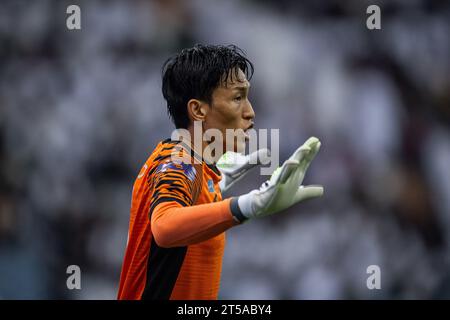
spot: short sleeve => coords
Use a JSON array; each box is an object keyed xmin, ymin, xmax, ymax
[{"xmin": 149, "ymin": 161, "xmax": 201, "ymax": 215}]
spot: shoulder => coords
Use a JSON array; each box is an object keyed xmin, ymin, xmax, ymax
[{"xmin": 150, "ymin": 139, "xmax": 202, "ymax": 182}]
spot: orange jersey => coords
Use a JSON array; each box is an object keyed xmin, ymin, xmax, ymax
[{"xmin": 117, "ymin": 139, "xmax": 239, "ymax": 300}]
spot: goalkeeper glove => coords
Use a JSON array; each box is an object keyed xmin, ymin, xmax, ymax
[
  {"xmin": 231, "ymin": 137, "xmax": 323, "ymax": 221},
  {"xmin": 217, "ymin": 148, "xmax": 271, "ymax": 193}
]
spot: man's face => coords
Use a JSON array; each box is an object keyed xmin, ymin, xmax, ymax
[{"xmin": 204, "ymin": 68, "xmax": 255, "ymax": 153}]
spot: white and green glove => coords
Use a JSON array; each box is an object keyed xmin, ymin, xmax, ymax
[
  {"xmin": 230, "ymin": 137, "xmax": 323, "ymax": 222},
  {"xmin": 217, "ymin": 148, "xmax": 271, "ymax": 193}
]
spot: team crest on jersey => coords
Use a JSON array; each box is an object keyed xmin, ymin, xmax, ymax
[
  {"xmin": 156, "ymin": 162, "xmax": 197, "ymax": 181},
  {"xmin": 207, "ymin": 179, "xmax": 215, "ymax": 193}
]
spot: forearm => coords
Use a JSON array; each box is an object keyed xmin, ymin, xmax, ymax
[{"xmin": 151, "ymin": 198, "xmax": 241, "ymax": 248}]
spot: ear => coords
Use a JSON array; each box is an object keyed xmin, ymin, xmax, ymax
[{"xmin": 187, "ymin": 99, "xmax": 208, "ymax": 122}]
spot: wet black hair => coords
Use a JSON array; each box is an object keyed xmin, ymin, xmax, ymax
[{"xmin": 161, "ymin": 44, "xmax": 254, "ymax": 129}]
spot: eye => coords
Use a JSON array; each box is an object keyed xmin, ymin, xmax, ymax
[{"xmin": 234, "ymin": 95, "xmax": 242, "ymax": 102}]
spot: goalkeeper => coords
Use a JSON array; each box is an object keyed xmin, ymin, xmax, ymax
[{"xmin": 117, "ymin": 44, "xmax": 323, "ymax": 300}]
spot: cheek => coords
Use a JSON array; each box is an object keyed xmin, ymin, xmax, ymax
[{"xmin": 213, "ymin": 102, "xmax": 242, "ymax": 127}]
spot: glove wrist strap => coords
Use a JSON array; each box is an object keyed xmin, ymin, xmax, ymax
[{"xmin": 230, "ymin": 197, "xmax": 249, "ymax": 223}]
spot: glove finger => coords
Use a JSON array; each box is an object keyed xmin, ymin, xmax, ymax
[
  {"xmin": 289, "ymin": 146, "xmax": 311, "ymax": 163},
  {"xmin": 300, "ymin": 141, "xmax": 321, "ymax": 171},
  {"xmin": 248, "ymin": 148, "xmax": 271, "ymax": 166},
  {"xmin": 294, "ymin": 185, "xmax": 324, "ymax": 202},
  {"xmin": 239, "ymin": 149, "xmax": 271, "ymax": 179},
  {"xmin": 218, "ymin": 149, "xmax": 271, "ymax": 177},
  {"xmin": 289, "ymin": 137, "xmax": 319, "ymax": 162},
  {"xmin": 217, "ymin": 152, "xmax": 246, "ymax": 174},
  {"xmin": 303, "ymin": 136, "xmax": 320, "ymax": 149},
  {"xmin": 217, "ymin": 152, "xmax": 237, "ymax": 168},
  {"xmin": 237, "ymin": 148, "xmax": 271, "ymax": 175},
  {"xmin": 303, "ymin": 140, "xmax": 321, "ymax": 163},
  {"xmin": 276, "ymin": 160, "xmax": 300, "ymax": 184}
]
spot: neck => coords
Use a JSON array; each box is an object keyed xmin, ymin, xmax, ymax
[{"xmin": 186, "ymin": 125, "xmax": 223, "ymax": 165}]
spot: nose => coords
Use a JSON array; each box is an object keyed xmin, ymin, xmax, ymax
[{"xmin": 243, "ymin": 101, "xmax": 255, "ymax": 121}]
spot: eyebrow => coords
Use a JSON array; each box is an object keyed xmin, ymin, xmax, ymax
[{"xmin": 231, "ymin": 82, "xmax": 251, "ymax": 90}]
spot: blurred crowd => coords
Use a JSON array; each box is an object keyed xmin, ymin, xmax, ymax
[{"xmin": 0, "ymin": 0, "xmax": 449, "ymax": 299}]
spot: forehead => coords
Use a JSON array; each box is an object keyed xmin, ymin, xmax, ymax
[{"xmin": 220, "ymin": 68, "xmax": 250, "ymax": 89}]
